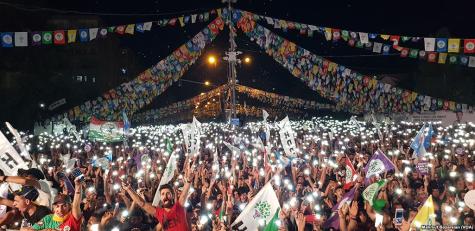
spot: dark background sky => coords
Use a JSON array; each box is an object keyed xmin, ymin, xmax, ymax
[{"xmin": 1, "ymin": 0, "xmax": 475, "ymax": 130}]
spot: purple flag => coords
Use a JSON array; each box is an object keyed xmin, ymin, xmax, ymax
[
  {"xmin": 364, "ymin": 150, "xmax": 396, "ymax": 184},
  {"xmin": 31, "ymin": 32, "xmax": 42, "ymax": 46},
  {"xmin": 323, "ymin": 187, "xmax": 356, "ymax": 229}
]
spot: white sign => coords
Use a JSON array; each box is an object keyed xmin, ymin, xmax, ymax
[{"xmin": 0, "ymin": 132, "xmax": 28, "ymax": 176}]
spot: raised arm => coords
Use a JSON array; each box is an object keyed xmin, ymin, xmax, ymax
[
  {"xmin": 72, "ymin": 177, "xmax": 83, "ymax": 220},
  {"xmin": 0, "ymin": 176, "xmax": 40, "ymax": 189},
  {"xmin": 122, "ymin": 182, "xmax": 156, "ymax": 217},
  {"xmin": 179, "ymin": 162, "xmax": 193, "ymax": 206}
]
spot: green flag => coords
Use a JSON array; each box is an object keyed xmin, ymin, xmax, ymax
[
  {"xmin": 166, "ymin": 139, "xmax": 173, "ymax": 154},
  {"xmin": 362, "ymin": 180, "xmax": 387, "ymax": 212}
]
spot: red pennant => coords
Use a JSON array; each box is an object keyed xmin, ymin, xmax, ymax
[
  {"xmin": 332, "ymin": 29, "xmax": 341, "ymax": 41},
  {"xmin": 464, "ymin": 39, "xmax": 475, "ymax": 54},
  {"xmin": 168, "ymin": 18, "xmax": 177, "ymax": 26},
  {"xmin": 427, "ymin": 52, "xmax": 437, "ymax": 62},
  {"xmin": 53, "ymin": 30, "xmax": 66, "ymax": 45},
  {"xmin": 390, "ymin": 35, "xmax": 400, "ymax": 48},
  {"xmin": 116, "ymin": 25, "xmax": 125, "ymax": 34},
  {"xmin": 400, "ymin": 48, "xmax": 409, "ymax": 58}
]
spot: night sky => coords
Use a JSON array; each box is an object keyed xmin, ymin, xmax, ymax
[{"xmin": 1, "ymin": 0, "xmax": 475, "ymax": 130}]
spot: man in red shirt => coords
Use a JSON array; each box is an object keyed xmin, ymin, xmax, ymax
[{"xmin": 123, "ymin": 161, "xmax": 193, "ymax": 231}]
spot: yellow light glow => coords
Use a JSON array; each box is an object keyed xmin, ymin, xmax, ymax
[{"xmin": 208, "ymin": 56, "xmax": 216, "ymax": 64}]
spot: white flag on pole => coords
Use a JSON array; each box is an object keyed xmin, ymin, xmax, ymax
[
  {"xmin": 277, "ymin": 116, "xmax": 297, "ymax": 158},
  {"xmin": 0, "ymin": 131, "xmax": 28, "ymax": 176},
  {"xmin": 152, "ymin": 153, "xmax": 177, "ymax": 206}
]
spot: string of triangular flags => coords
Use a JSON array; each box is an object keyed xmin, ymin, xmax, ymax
[
  {"xmin": 132, "ymin": 84, "xmax": 229, "ymax": 124},
  {"xmin": 132, "ymin": 83, "xmax": 334, "ymax": 124},
  {"xmin": 0, "ymin": 8, "xmax": 225, "ymax": 48},
  {"xmin": 248, "ymin": 11, "xmax": 475, "ymax": 68},
  {"xmin": 235, "ymin": 84, "xmax": 335, "ymax": 110},
  {"xmin": 234, "ymin": 10, "xmax": 474, "ymax": 114},
  {"xmin": 38, "ymin": 17, "xmax": 225, "ymax": 126}
]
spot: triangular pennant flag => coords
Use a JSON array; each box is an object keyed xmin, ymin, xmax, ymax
[
  {"xmin": 31, "ymin": 32, "xmax": 41, "ymax": 46},
  {"xmin": 436, "ymin": 38, "xmax": 448, "ymax": 52},
  {"xmin": 217, "ymin": 8, "xmax": 222, "ymax": 17},
  {"xmin": 463, "ymin": 39, "xmax": 475, "ymax": 53},
  {"xmin": 359, "ymin": 32, "xmax": 369, "ymax": 44},
  {"xmin": 169, "ymin": 18, "xmax": 177, "ymax": 26},
  {"xmin": 427, "ymin": 52, "xmax": 437, "ymax": 62},
  {"xmin": 460, "ymin": 56, "xmax": 469, "ymax": 66},
  {"xmin": 107, "ymin": 26, "xmax": 116, "ymax": 32},
  {"xmin": 14, "ymin": 32, "xmax": 28, "ymax": 47},
  {"xmin": 372, "ymin": 42, "xmax": 382, "ymax": 53},
  {"xmin": 178, "ymin": 16, "xmax": 185, "ymax": 27},
  {"xmin": 390, "ymin": 35, "xmax": 400, "ymax": 48},
  {"xmin": 204, "ymin": 12, "xmax": 209, "ymax": 21},
  {"xmin": 448, "ymin": 38, "xmax": 460, "ymax": 53},
  {"xmin": 380, "ymin": 34, "xmax": 390, "ymax": 40},
  {"xmin": 468, "ymin": 56, "xmax": 475, "ymax": 68},
  {"xmin": 448, "ymin": 54, "xmax": 458, "ymax": 64},
  {"xmin": 67, "ymin": 30, "xmax": 77, "ymax": 43},
  {"xmin": 143, "ymin": 22, "xmax": 153, "ymax": 31},
  {"xmin": 191, "ymin": 14, "xmax": 197, "ymax": 23},
  {"xmin": 116, "ymin": 25, "xmax": 125, "ymax": 34},
  {"xmin": 332, "ymin": 29, "xmax": 341, "ymax": 41},
  {"xmin": 53, "ymin": 30, "xmax": 66, "ymax": 45},
  {"xmin": 78, "ymin": 29, "xmax": 89, "ymax": 42},
  {"xmin": 409, "ymin": 49, "xmax": 419, "ymax": 58},
  {"xmin": 382, "ymin": 44, "xmax": 391, "ymax": 55},
  {"xmin": 400, "ymin": 48, "xmax": 409, "ymax": 58},
  {"xmin": 1, "ymin": 32, "xmax": 13, "ymax": 47},
  {"xmin": 89, "ymin": 28, "xmax": 98, "ymax": 40},
  {"xmin": 324, "ymin": 27, "xmax": 332, "ymax": 41},
  {"xmin": 424, "ymin": 38, "xmax": 435, "ymax": 51},
  {"xmin": 438, "ymin": 52, "xmax": 447, "ymax": 64},
  {"xmin": 98, "ymin": 28, "xmax": 108, "ymax": 38},
  {"xmin": 125, "ymin": 24, "xmax": 135, "ymax": 34},
  {"xmin": 135, "ymin": 23, "xmax": 144, "ymax": 33},
  {"xmin": 42, "ymin": 31, "xmax": 53, "ymax": 45},
  {"xmin": 418, "ymin": 50, "xmax": 427, "ymax": 60}
]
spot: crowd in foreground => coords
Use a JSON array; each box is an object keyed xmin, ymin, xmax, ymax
[{"xmin": 0, "ymin": 116, "xmax": 474, "ymax": 231}]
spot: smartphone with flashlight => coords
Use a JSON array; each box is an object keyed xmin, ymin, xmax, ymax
[
  {"xmin": 394, "ymin": 208, "xmax": 404, "ymax": 225},
  {"xmin": 375, "ymin": 213, "xmax": 383, "ymax": 227},
  {"xmin": 72, "ymin": 168, "xmax": 85, "ymax": 183}
]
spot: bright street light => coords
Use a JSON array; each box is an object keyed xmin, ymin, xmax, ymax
[
  {"xmin": 244, "ymin": 57, "xmax": 251, "ymax": 63},
  {"xmin": 208, "ymin": 56, "xmax": 216, "ymax": 65},
  {"xmin": 205, "ymin": 81, "xmax": 211, "ymax": 86}
]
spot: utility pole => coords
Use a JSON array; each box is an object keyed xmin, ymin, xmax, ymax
[{"xmin": 222, "ymin": 0, "xmax": 240, "ymax": 121}]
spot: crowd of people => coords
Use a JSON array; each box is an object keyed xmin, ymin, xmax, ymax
[{"xmin": 0, "ymin": 116, "xmax": 474, "ymax": 231}]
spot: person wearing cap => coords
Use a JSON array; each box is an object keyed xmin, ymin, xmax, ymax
[
  {"xmin": 22, "ymin": 177, "xmax": 82, "ymax": 231},
  {"xmin": 123, "ymin": 160, "xmax": 193, "ymax": 231},
  {"xmin": 13, "ymin": 186, "xmax": 52, "ymax": 229},
  {"xmin": 0, "ymin": 168, "xmax": 52, "ymax": 207}
]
